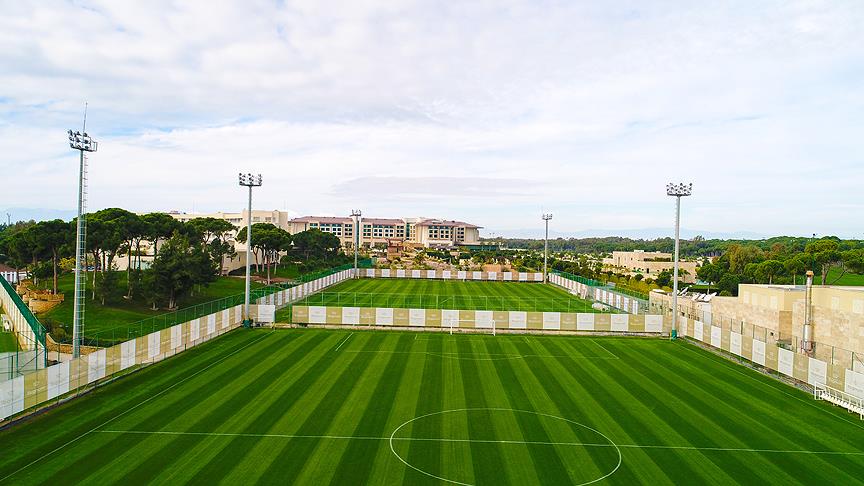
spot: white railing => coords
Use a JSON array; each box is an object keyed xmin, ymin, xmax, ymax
[{"xmin": 814, "ymin": 383, "xmax": 864, "ymax": 419}]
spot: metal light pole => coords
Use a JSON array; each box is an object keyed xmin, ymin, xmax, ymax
[
  {"xmin": 351, "ymin": 210, "xmax": 362, "ymax": 278},
  {"xmin": 542, "ymin": 214, "xmax": 552, "ymax": 282},
  {"xmin": 68, "ymin": 122, "xmax": 97, "ymax": 358},
  {"xmin": 239, "ymin": 173, "xmax": 262, "ymax": 328},
  {"xmin": 666, "ymin": 182, "xmax": 693, "ymax": 340}
]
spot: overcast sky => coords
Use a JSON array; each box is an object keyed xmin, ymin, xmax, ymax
[{"xmin": 1, "ymin": 1, "xmax": 862, "ymax": 238}]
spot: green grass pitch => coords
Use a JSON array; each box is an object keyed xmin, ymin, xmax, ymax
[
  {"xmin": 276, "ymin": 279, "xmax": 604, "ymax": 322},
  {"xmin": 2, "ymin": 329, "xmax": 863, "ymax": 484}
]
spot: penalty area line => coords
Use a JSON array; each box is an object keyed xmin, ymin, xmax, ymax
[{"xmin": 334, "ymin": 333, "xmax": 353, "ymax": 352}]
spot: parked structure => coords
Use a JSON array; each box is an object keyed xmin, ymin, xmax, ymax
[{"xmin": 603, "ymin": 250, "xmax": 699, "ymax": 283}]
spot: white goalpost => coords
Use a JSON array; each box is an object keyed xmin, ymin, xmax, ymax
[{"xmin": 441, "ymin": 317, "xmax": 501, "ymax": 336}]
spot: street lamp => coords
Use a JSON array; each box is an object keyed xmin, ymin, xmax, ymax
[
  {"xmin": 666, "ymin": 182, "xmax": 693, "ymax": 340},
  {"xmin": 542, "ymin": 214, "xmax": 552, "ymax": 282},
  {"xmin": 351, "ymin": 210, "xmax": 362, "ymax": 278},
  {"xmin": 239, "ymin": 173, "xmax": 262, "ymax": 328},
  {"xmin": 68, "ymin": 122, "xmax": 97, "ymax": 359}
]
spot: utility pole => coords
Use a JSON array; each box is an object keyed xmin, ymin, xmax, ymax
[
  {"xmin": 666, "ymin": 182, "xmax": 693, "ymax": 340},
  {"xmin": 351, "ymin": 210, "xmax": 362, "ymax": 278},
  {"xmin": 542, "ymin": 214, "xmax": 552, "ymax": 282},
  {"xmin": 239, "ymin": 173, "xmax": 262, "ymax": 328},
  {"xmin": 67, "ymin": 106, "xmax": 97, "ymax": 358}
]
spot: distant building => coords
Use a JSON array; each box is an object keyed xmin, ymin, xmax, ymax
[
  {"xmin": 602, "ymin": 250, "xmax": 699, "ymax": 283},
  {"xmin": 165, "ymin": 210, "xmax": 482, "ymax": 250},
  {"xmin": 288, "ymin": 215, "xmax": 481, "ymax": 249}
]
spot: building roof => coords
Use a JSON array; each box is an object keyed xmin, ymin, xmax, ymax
[
  {"xmin": 414, "ymin": 219, "xmax": 481, "ymax": 229},
  {"xmin": 290, "ymin": 216, "xmax": 353, "ymax": 224},
  {"xmin": 0, "ymin": 263, "xmax": 21, "ymax": 273},
  {"xmin": 362, "ymin": 218, "xmax": 405, "ymax": 225}
]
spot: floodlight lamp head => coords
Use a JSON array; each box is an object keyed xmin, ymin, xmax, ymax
[
  {"xmin": 666, "ymin": 182, "xmax": 693, "ymax": 197},
  {"xmin": 67, "ymin": 129, "xmax": 97, "ymax": 152},
  {"xmin": 542, "ymin": 213, "xmax": 553, "ymax": 221}
]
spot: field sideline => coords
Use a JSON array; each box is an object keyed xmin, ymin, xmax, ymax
[
  {"xmin": 1, "ymin": 328, "xmax": 862, "ymax": 485},
  {"xmin": 276, "ymin": 279, "xmax": 603, "ymax": 322}
]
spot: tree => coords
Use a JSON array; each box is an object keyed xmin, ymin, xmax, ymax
[
  {"xmin": 806, "ymin": 240, "xmax": 842, "ymax": 285},
  {"xmin": 185, "ymin": 217, "xmax": 237, "ymax": 275},
  {"xmin": 655, "ymin": 270, "xmax": 672, "ymax": 288},
  {"xmin": 144, "ymin": 234, "xmax": 217, "ymax": 309},
  {"xmin": 94, "ymin": 266, "xmax": 122, "ymax": 305},
  {"xmin": 783, "ymin": 255, "xmax": 808, "ymax": 285},
  {"xmin": 142, "ymin": 212, "xmax": 181, "ymax": 259},
  {"xmin": 29, "ymin": 219, "xmax": 72, "ymax": 294},
  {"xmin": 755, "ymin": 260, "xmax": 785, "ymax": 285}
]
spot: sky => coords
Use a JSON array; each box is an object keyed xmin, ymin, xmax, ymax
[{"xmin": 1, "ymin": 0, "xmax": 863, "ymax": 239}]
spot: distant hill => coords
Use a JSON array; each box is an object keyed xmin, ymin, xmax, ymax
[{"xmin": 486, "ymin": 227, "xmax": 769, "ymax": 240}]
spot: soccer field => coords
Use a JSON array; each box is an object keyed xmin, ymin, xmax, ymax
[
  {"xmin": 277, "ymin": 279, "xmax": 603, "ymax": 323},
  {"xmin": 2, "ymin": 329, "xmax": 863, "ymax": 485}
]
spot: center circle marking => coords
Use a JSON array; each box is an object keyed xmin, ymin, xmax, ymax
[{"xmin": 388, "ymin": 407, "xmax": 622, "ymax": 485}]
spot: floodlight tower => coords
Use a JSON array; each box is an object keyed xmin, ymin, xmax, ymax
[
  {"xmin": 666, "ymin": 182, "xmax": 693, "ymax": 340},
  {"xmin": 351, "ymin": 210, "xmax": 362, "ymax": 278},
  {"xmin": 68, "ymin": 119, "xmax": 97, "ymax": 358},
  {"xmin": 542, "ymin": 214, "xmax": 552, "ymax": 282},
  {"xmin": 239, "ymin": 173, "xmax": 262, "ymax": 328}
]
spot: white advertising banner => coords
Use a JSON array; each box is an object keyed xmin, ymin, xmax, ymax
[
  {"xmin": 121, "ymin": 339, "xmax": 137, "ymax": 370},
  {"xmin": 752, "ymin": 339, "xmax": 766, "ymax": 366},
  {"xmin": 518, "ymin": 272, "xmax": 527, "ymax": 281},
  {"xmin": 88, "ymin": 349, "xmax": 107, "ymax": 383},
  {"xmin": 542, "ymin": 312, "xmax": 561, "ymax": 330},
  {"xmin": 309, "ymin": 306, "xmax": 327, "ymax": 324},
  {"xmin": 442, "ymin": 270, "xmax": 451, "ymax": 279},
  {"xmin": 845, "ymin": 369, "xmax": 864, "ymax": 399},
  {"xmin": 257, "ymin": 304, "xmax": 276, "ymax": 323},
  {"xmin": 576, "ymin": 313, "xmax": 595, "ymax": 331},
  {"xmin": 442, "ymin": 309, "xmax": 460, "ymax": 329},
  {"xmin": 376, "ymin": 308, "xmax": 394, "ymax": 326},
  {"xmin": 47, "ymin": 361, "xmax": 71, "ymax": 399},
  {"xmin": 730, "ymin": 332, "xmax": 742, "ymax": 356},
  {"xmin": 427, "ymin": 270, "xmax": 436, "ymax": 279},
  {"xmin": 488, "ymin": 272, "xmax": 497, "ymax": 280},
  {"xmin": 645, "ymin": 315, "xmax": 663, "ymax": 333},
  {"xmin": 0, "ymin": 375, "xmax": 25, "ymax": 419},
  {"xmin": 508, "ymin": 311, "xmax": 527, "ymax": 329},
  {"xmin": 412, "ymin": 270, "xmax": 421, "ymax": 278},
  {"xmin": 611, "ymin": 314, "xmax": 629, "ymax": 332},
  {"xmin": 171, "ymin": 324, "xmax": 182, "ymax": 349},
  {"xmin": 503, "ymin": 272, "xmax": 512, "ymax": 281},
  {"xmin": 211, "ymin": 313, "xmax": 219, "ymax": 333},
  {"xmin": 473, "ymin": 271, "xmax": 482, "ymax": 280},
  {"xmin": 366, "ymin": 269, "xmax": 375, "ymax": 278},
  {"xmin": 808, "ymin": 357, "xmax": 828, "ymax": 386},
  {"xmin": 710, "ymin": 326, "xmax": 722, "ymax": 348},
  {"xmin": 777, "ymin": 348, "xmax": 794, "ymax": 377},
  {"xmin": 188, "ymin": 318, "xmax": 200, "ymax": 342},
  {"xmin": 457, "ymin": 271, "xmax": 467, "ymax": 280},
  {"xmin": 397, "ymin": 269, "xmax": 406, "ymax": 278},
  {"xmin": 409, "ymin": 309, "xmax": 426, "ymax": 327},
  {"xmin": 342, "ymin": 307, "xmax": 360, "ymax": 325},
  {"xmin": 475, "ymin": 310, "xmax": 494, "ymax": 329},
  {"xmin": 694, "ymin": 321, "xmax": 704, "ymax": 342},
  {"xmin": 148, "ymin": 332, "xmax": 160, "ymax": 358}
]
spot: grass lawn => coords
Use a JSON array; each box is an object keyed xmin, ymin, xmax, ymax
[
  {"xmin": 1, "ymin": 328, "xmax": 862, "ymax": 484},
  {"xmin": 0, "ymin": 332, "xmax": 18, "ymax": 352},
  {"xmin": 37, "ymin": 272, "xmax": 264, "ymax": 343},
  {"xmin": 276, "ymin": 279, "xmax": 605, "ymax": 322},
  {"xmin": 799, "ymin": 268, "xmax": 864, "ymax": 286}
]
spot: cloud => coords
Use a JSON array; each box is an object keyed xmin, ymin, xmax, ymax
[{"xmin": 1, "ymin": 1, "xmax": 863, "ymax": 237}]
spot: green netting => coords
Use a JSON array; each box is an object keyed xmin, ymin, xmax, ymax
[
  {"xmin": 81, "ymin": 261, "xmax": 372, "ymax": 347},
  {"xmin": 290, "ymin": 290, "xmax": 615, "ymax": 313},
  {"xmin": 551, "ymin": 269, "xmax": 650, "ymax": 302}
]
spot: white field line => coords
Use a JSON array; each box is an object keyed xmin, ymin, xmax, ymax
[
  {"xmin": 92, "ymin": 429, "xmax": 864, "ymax": 456},
  {"xmin": 0, "ymin": 331, "xmax": 275, "ymax": 483},
  {"xmin": 341, "ymin": 349, "xmax": 618, "ymax": 360},
  {"xmin": 590, "ymin": 340, "xmax": 619, "ymax": 359},
  {"xmin": 334, "ymin": 333, "xmax": 353, "ymax": 352},
  {"xmin": 675, "ymin": 342, "xmax": 864, "ymax": 433}
]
